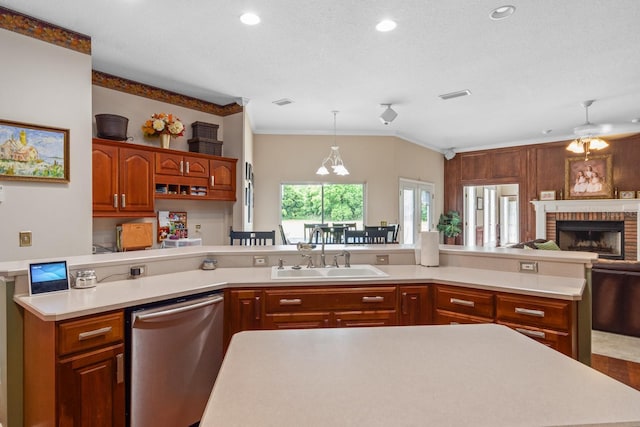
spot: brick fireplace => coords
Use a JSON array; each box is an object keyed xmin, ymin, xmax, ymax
[{"xmin": 532, "ymin": 200, "xmax": 640, "ymax": 261}]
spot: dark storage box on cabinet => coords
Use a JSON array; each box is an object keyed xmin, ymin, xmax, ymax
[
  {"xmin": 188, "ymin": 121, "xmax": 222, "ymax": 155},
  {"xmin": 191, "ymin": 121, "xmax": 219, "ymax": 140},
  {"xmin": 95, "ymin": 114, "xmax": 129, "ymax": 140},
  {"xmin": 188, "ymin": 140, "xmax": 223, "ymax": 156}
]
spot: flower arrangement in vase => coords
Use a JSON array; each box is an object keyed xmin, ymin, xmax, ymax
[{"xmin": 142, "ymin": 113, "xmax": 185, "ymax": 148}]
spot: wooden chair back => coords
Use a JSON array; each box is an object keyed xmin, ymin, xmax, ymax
[{"xmin": 229, "ymin": 229, "xmax": 276, "ymax": 246}]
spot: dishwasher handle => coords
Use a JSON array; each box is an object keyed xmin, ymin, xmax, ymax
[{"xmin": 134, "ymin": 295, "xmax": 223, "ymax": 323}]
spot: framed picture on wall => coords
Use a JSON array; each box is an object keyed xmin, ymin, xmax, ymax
[
  {"xmin": 565, "ymin": 154, "xmax": 613, "ymax": 199},
  {"xmin": 540, "ymin": 191, "xmax": 556, "ymax": 201},
  {"xmin": 0, "ymin": 119, "xmax": 70, "ymax": 183}
]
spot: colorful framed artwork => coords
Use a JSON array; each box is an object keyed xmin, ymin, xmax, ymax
[
  {"xmin": 620, "ymin": 190, "xmax": 635, "ymax": 199},
  {"xmin": 540, "ymin": 191, "xmax": 556, "ymax": 201},
  {"xmin": 565, "ymin": 154, "xmax": 613, "ymax": 199},
  {"xmin": 0, "ymin": 119, "xmax": 70, "ymax": 183}
]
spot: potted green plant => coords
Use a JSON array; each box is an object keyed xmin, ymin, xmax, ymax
[{"xmin": 437, "ymin": 210, "xmax": 462, "ymax": 244}]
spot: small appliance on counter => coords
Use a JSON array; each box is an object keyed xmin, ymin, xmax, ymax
[
  {"xmin": 162, "ymin": 237, "xmax": 202, "ymax": 248},
  {"xmin": 73, "ymin": 270, "xmax": 97, "ymax": 288},
  {"xmin": 201, "ymin": 258, "xmax": 217, "ymax": 270}
]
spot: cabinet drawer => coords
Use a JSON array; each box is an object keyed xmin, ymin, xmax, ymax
[
  {"xmin": 263, "ymin": 312, "xmax": 331, "ymax": 329},
  {"xmin": 434, "ymin": 309, "xmax": 493, "ymax": 325},
  {"xmin": 264, "ymin": 287, "xmax": 397, "ymax": 313},
  {"xmin": 58, "ymin": 311, "xmax": 124, "ymax": 356},
  {"xmin": 496, "ymin": 294, "xmax": 572, "ymax": 331},
  {"xmin": 498, "ymin": 321, "xmax": 573, "ymax": 357},
  {"xmin": 334, "ymin": 310, "xmax": 397, "ymax": 328},
  {"xmin": 434, "ymin": 286, "xmax": 494, "ymax": 318}
]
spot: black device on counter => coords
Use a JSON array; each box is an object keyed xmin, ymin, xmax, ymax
[{"xmin": 28, "ymin": 260, "xmax": 70, "ymax": 295}]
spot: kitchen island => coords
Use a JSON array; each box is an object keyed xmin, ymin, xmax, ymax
[{"xmin": 201, "ymin": 323, "xmax": 640, "ymax": 427}]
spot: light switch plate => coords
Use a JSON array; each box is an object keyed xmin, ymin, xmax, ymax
[
  {"xmin": 19, "ymin": 231, "xmax": 32, "ymax": 247},
  {"xmin": 519, "ymin": 261, "xmax": 538, "ymax": 273},
  {"xmin": 376, "ymin": 255, "xmax": 389, "ymax": 265},
  {"xmin": 253, "ymin": 256, "xmax": 267, "ymax": 267}
]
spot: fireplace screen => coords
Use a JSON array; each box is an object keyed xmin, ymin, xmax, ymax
[{"xmin": 556, "ymin": 221, "xmax": 624, "ymax": 260}]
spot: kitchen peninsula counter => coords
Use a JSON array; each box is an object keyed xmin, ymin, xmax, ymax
[
  {"xmin": 201, "ymin": 324, "xmax": 640, "ymax": 427},
  {"xmin": 13, "ymin": 264, "xmax": 586, "ymax": 321}
]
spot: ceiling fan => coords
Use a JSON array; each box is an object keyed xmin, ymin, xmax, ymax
[{"xmin": 572, "ymin": 100, "xmax": 612, "ymax": 137}]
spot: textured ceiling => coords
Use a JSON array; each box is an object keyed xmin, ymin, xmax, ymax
[{"xmin": 4, "ymin": 0, "xmax": 640, "ymax": 153}]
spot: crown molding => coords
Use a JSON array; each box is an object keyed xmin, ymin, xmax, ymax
[
  {"xmin": 92, "ymin": 71, "xmax": 243, "ymax": 117},
  {"xmin": 0, "ymin": 6, "xmax": 91, "ymax": 55}
]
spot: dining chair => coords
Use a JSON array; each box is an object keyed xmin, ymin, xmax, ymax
[
  {"xmin": 365, "ymin": 225, "xmax": 393, "ymax": 242},
  {"xmin": 278, "ymin": 224, "xmax": 289, "ymax": 245},
  {"xmin": 229, "ymin": 229, "xmax": 276, "ymax": 246},
  {"xmin": 364, "ymin": 229, "xmax": 388, "ymax": 244},
  {"xmin": 304, "ymin": 223, "xmax": 328, "ymax": 243},
  {"xmin": 333, "ymin": 222, "xmax": 357, "ymax": 230},
  {"xmin": 345, "ymin": 229, "xmax": 367, "ymax": 244},
  {"xmin": 321, "ymin": 226, "xmax": 346, "ymax": 244}
]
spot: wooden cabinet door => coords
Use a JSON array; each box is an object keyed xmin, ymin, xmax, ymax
[
  {"xmin": 92, "ymin": 143, "xmax": 119, "ymax": 213},
  {"xmin": 225, "ymin": 290, "xmax": 263, "ymax": 348},
  {"xmin": 184, "ymin": 155, "xmax": 209, "ymax": 178},
  {"xmin": 119, "ymin": 147, "xmax": 154, "ymax": 213},
  {"xmin": 58, "ymin": 343, "xmax": 125, "ymax": 427},
  {"xmin": 155, "ymin": 152, "xmax": 184, "ymax": 176},
  {"xmin": 209, "ymin": 158, "xmax": 236, "ymax": 200},
  {"xmin": 398, "ymin": 285, "xmax": 431, "ymax": 325}
]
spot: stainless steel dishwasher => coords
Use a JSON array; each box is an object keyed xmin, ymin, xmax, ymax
[{"xmin": 127, "ymin": 291, "xmax": 224, "ymax": 427}]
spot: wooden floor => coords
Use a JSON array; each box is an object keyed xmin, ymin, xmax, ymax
[{"xmin": 591, "ymin": 354, "xmax": 640, "ymax": 391}]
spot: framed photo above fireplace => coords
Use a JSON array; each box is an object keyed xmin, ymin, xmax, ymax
[
  {"xmin": 565, "ymin": 154, "xmax": 613, "ymax": 200},
  {"xmin": 620, "ymin": 190, "xmax": 635, "ymax": 199}
]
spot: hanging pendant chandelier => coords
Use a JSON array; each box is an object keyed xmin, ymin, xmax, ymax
[
  {"xmin": 566, "ymin": 100, "xmax": 609, "ymax": 160},
  {"xmin": 316, "ymin": 111, "xmax": 349, "ymax": 176}
]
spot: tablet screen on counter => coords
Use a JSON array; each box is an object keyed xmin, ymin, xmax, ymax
[{"xmin": 28, "ymin": 260, "xmax": 70, "ymax": 295}]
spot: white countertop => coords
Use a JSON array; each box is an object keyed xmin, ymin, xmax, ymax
[
  {"xmin": 13, "ymin": 264, "xmax": 585, "ymax": 321},
  {"xmin": 201, "ymin": 324, "xmax": 640, "ymax": 427}
]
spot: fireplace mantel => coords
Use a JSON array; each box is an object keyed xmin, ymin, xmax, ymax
[{"xmin": 531, "ymin": 199, "xmax": 640, "ymax": 260}]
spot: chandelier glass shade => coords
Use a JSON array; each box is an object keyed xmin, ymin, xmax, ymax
[
  {"xmin": 316, "ymin": 111, "xmax": 349, "ymax": 176},
  {"xmin": 566, "ymin": 136, "xmax": 609, "ymax": 160}
]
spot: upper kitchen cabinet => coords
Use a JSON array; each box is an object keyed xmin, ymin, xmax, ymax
[
  {"xmin": 92, "ymin": 139, "xmax": 155, "ymax": 217},
  {"xmin": 155, "ymin": 151, "xmax": 209, "ymax": 178},
  {"xmin": 209, "ymin": 157, "xmax": 237, "ymax": 201}
]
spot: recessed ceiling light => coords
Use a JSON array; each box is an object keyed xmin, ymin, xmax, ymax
[
  {"xmin": 376, "ymin": 19, "xmax": 397, "ymax": 32},
  {"xmin": 240, "ymin": 12, "xmax": 261, "ymax": 25},
  {"xmin": 632, "ymin": 118, "xmax": 640, "ymax": 124},
  {"xmin": 542, "ymin": 129, "xmax": 553, "ymax": 135},
  {"xmin": 489, "ymin": 5, "xmax": 516, "ymax": 20}
]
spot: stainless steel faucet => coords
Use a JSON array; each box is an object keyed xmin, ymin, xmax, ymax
[
  {"xmin": 311, "ymin": 225, "xmax": 327, "ymax": 268},
  {"xmin": 334, "ymin": 250, "xmax": 351, "ymax": 268}
]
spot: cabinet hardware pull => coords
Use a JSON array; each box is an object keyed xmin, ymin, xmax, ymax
[
  {"xmin": 515, "ymin": 307, "xmax": 544, "ymax": 317},
  {"xmin": 210, "ymin": 176, "xmax": 215, "ymax": 187},
  {"xmin": 279, "ymin": 298, "xmax": 302, "ymax": 306},
  {"xmin": 113, "ymin": 194, "xmax": 118, "ymax": 208},
  {"xmin": 186, "ymin": 161, "xmax": 190, "ymax": 175},
  {"xmin": 362, "ymin": 296, "xmax": 384, "ymax": 303},
  {"xmin": 515, "ymin": 328, "xmax": 546, "ymax": 339},
  {"xmin": 254, "ymin": 296, "xmax": 261, "ymax": 320},
  {"xmin": 180, "ymin": 160, "xmax": 184, "ymax": 174},
  {"xmin": 121, "ymin": 194, "xmax": 126, "ymax": 208},
  {"xmin": 401, "ymin": 292, "xmax": 408, "ymax": 315},
  {"xmin": 78, "ymin": 326, "xmax": 112, "ymax": 341},
  {"xmin": 116, "ymin": 353, "xmax": 124, "ymax": 384},
  {"xmin": 324, "ymin": 318, "xmax": 329, "ymax": 327},
  {"xmin": 450, "ymin": 298, "xmax": 475, "ymax": 307},
  {"xmin": 336, "ymin": 318, "xmax": 342, "ymax": 326}
]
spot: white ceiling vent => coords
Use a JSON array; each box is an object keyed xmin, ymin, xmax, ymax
[
  {"xmin": 439, "ymin": 89, "xmax": 471, "ymax": 100},
  {"xmin": 272, "ymin": 98, "xmax": 294, "ymax": 106}
]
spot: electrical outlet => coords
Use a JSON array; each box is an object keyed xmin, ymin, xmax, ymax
[
  {"xmin": 130, "ymin": 265, "xmax": 147, "ymax": 278},
  {"xmin": 19, "ymin": 231, "xmax": 32, "ymax": 247},
  {"xmin": 253, "ymin": 256, "xmax": 267, "ymax": 267},
  {"xmin": 519, "ymin": 261, "xmax": 538, "ymax": 273},
  {"xmin": 376, "ymin": 254, "xmax": 389, "ymax": 265}
]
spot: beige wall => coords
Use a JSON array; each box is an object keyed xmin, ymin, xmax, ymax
[
  {"xmin": 252, "ymin": 134, "xmax": 444, "ymax": 232},
  {"xmin": 92, "ymin": 86, "xmax": 238, "ymax": 247},
  {"xmin": 0, "ymin": 29, "xmax": 93, "ymax": 262}
]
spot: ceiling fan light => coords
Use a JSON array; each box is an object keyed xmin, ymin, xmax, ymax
[
  {"xmin": 589, "ymin": 138, "xmax": 609, "ymax": 150},
  {"xmin": 566, "ymin": 140, "xmax": 584, "ymax": 153}
]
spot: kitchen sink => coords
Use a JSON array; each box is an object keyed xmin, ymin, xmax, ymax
[{"xmin": 271, "ymin": 264, "xmax": 388, "ymax": 280}]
